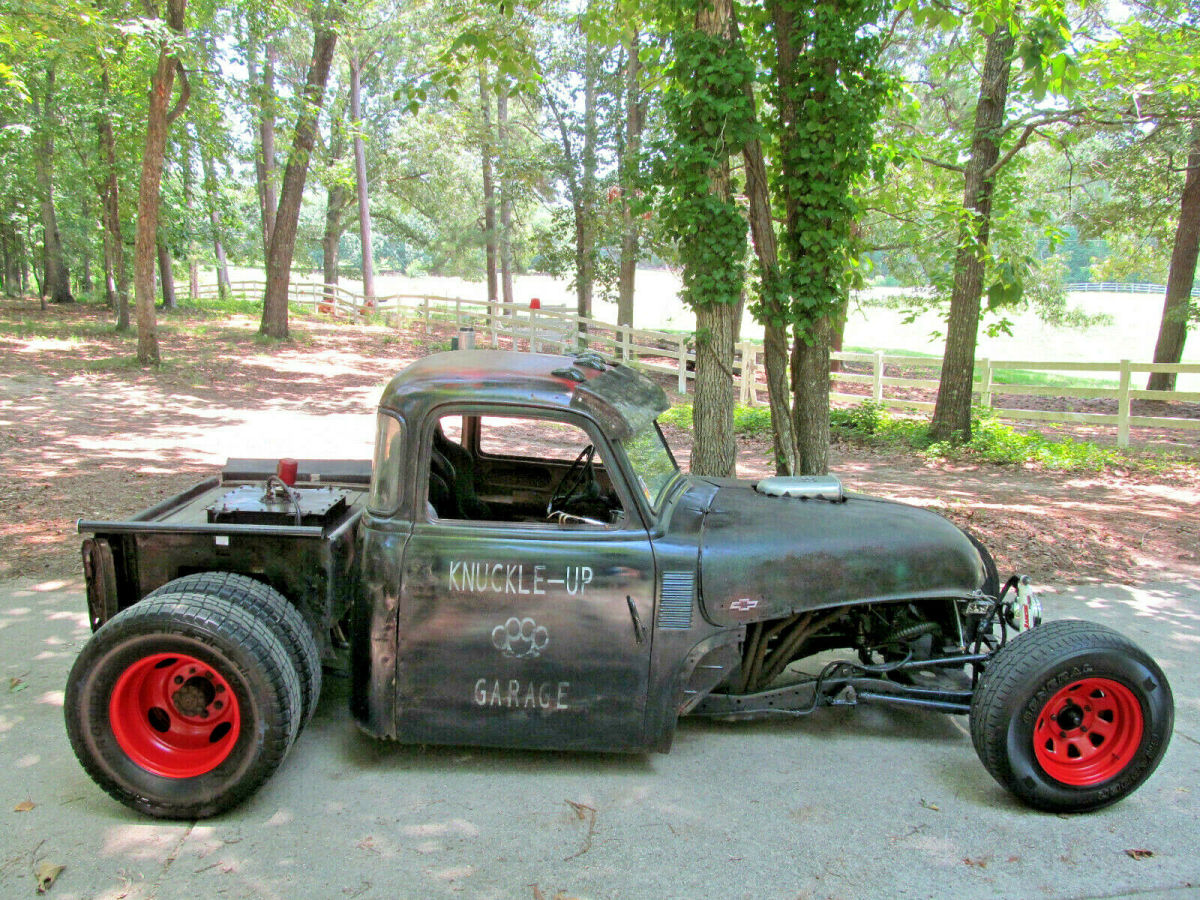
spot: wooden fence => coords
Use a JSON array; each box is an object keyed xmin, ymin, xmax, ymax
[{"xmin": 190, "ymin": 280, "xmax": 1200, "ymax": 448}]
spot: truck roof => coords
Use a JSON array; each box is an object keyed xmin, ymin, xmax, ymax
[{"xmin": 378, "ymin": 350, "xmax": 670, "ymax": 439}]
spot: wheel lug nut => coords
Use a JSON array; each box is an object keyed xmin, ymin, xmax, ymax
[
  {"xmin": 174, "ymin": 676, "xmax": 183, "ymax": 684},
  {"xmin": 214, "ymin": 701, "xmax": 223, "ymax": 710},
  {"xmin": 201, "ymin": 710, "xmax": 209, "ymax": 718},
  {"xmin": 216, "ymin": 685, "xmax": 225, "ymax": 694}
]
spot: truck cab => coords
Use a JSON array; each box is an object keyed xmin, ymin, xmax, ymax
[{"xmin": 353, "ymin": 350, "xmax": 715, "ymax": 753}]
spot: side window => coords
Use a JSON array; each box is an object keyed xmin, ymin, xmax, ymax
[
  {"xmin": 368, "ymin": 413, "xmax": 404, "ymax": 514},
  {"xmin": 424, "ymin": 412, "xmax": 626, "ymax": 528}
]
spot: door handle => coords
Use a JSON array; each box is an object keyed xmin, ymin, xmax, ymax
[{"xmin": 626, "ymin": 596, "xmax": 647, "ymax": 645}]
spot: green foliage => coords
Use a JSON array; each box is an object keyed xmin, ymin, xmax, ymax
[
  {"xmin": 655, "ymin": 16, "xmax": 757, "ymax": 311},
  {"xmin": 658, "ymin": 403, "xmax": 778, "ymax": 437},
  {"xmin": 668, "ymin": 399, "xmax": 1191, "ymax": 474},
  {"xmin": 764, "ymin": 0, "xmax": 892, "ymax": 336}
]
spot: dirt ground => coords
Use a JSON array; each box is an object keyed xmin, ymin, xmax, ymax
[{"xmin": 1, "ymin": 299, "xmax": 1197, "ymax": 587}]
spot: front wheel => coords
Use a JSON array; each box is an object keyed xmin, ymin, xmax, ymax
[
  {"xmin": 65, "ymin": 593, "xmax": 301, "ymax": 819},
  {"xmin": 970, "ymin": 619, "xmax": 1173, "ymax": 812}
]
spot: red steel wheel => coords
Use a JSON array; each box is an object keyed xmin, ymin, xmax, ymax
[
  {"xmin": 65, "ymin": 593, "xmax": 301, "ymax": 819},
  {"xmin": 1032, "ymin": 677, "xmax": 1143, "ymax": 786},
  {"xmin": 109, "ymin": 652, "xmax": 242, "ymax": 778},
  {"xmin": 970, "ymin": 619, "xmax": 1173, "ymax": 813}
]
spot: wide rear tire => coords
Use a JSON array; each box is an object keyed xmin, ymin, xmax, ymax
[
  {"xmin": 147, "ymin": 572, "xmax": 322, "ymax": 727},
  {"xmin": 65, "ymin": 593, "xmax": 301, "ymax": 819},
  {"xmin": 970, "ymin": 619, "xmax": 1173, "ymax": 812}
]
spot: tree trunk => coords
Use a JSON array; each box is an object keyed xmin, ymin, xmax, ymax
[
  {"xmin": 321, "ymin": 99, "xmax": 349, "ymax": 296},
  {"xmin": 1147, "ymin": 124, "xmax": 1200, "ymax": 392},
  {"xmin": 617, "ymin": 27, "xmax": 644, "ymax": 330},
  {"xmin": 688, "ymin": 0, "xmax": 742, "ymax": 478},
  {"xmin": 98, "ymin": 66, "xmax": 130, "ymax": 328},
  {"xmin": 576, "ymin": 36, "xmax": 599, "ymax": 326},
  {"xmin": 349, "ymin": 54, "xmax": 375, "ymax": 302},
  {"xmin": 322, "ymin": 182, "xmax": 350, "ymax": 293},
  {"xmin": 733, "ymin": 10, "xmax": 794, "ymax": 475},
  {"xmin": 929, "ymin": 25, "xmax": 1016, "ymax": 443},
  {"xmin": 251, "ymin": 45, "xmax": 278, "ymax": 260},
  {"xmin": 829, "ymin": 298, "xmax": 849, "ymax": 373},
  {"xmin": 771, "ymin": 0, "xmax": 836, "ymax": 473},
  {"xmin": 80, "ymin": 195, "xmax": 94, "ymax": 293},
  {"xmin": 34, "ymin": 67, "xmax": 74, "ymax": 304},
  {"xmin": 497, "ymin": 85, "xmax": 515, "ymax": 309},
  {"xmin": 479, "ymin": 65, "xmax": 499, "ymax": 311},
  {"xmin": 157, "ymin": 238, "xmax": 176, "ymax": 309},
  {"xmin": 261, "ymin": 15, "xmax": 339, "ymax": 339},
  {"xmin": 199, "ymin": 143, "xmax": 232, "ymax": 299},
  {"xmin": 1, "ymin": 223, "xmax": 20, "ymax": 296},
  {"xmin": 133, "ymin": 0, "xmax": 188, "ymax": 364}
]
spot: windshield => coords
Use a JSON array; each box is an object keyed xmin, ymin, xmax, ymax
[{"xmin": 620, "ymin": 422, "xmax": 680, "ymax": 514}]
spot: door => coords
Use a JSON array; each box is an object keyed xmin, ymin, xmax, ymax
[{"xmin": 394, "ymin": 409, "xmax": 656, "ymax": 752}]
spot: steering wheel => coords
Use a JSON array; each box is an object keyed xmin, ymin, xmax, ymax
[{"xmin": 547, "ymin": 444, "xmax": 597, "ymax": 517}]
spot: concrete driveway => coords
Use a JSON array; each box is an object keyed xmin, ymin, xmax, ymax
[{"xmin": 2, "ymin": 576, "xmax": 1197, "ymax": 900}]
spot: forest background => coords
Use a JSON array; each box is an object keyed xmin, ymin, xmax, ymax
[{"xmin": 1, "ymin": 0, "xmax": 1197, "ymax": 477}]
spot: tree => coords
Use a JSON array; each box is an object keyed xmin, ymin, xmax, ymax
[
  {"xmin": 260, "ymin": 3, "xmax": 341, "ymax": 339},
  {"xmin": 133, "ymin": 0, "xmax": 189, "ymax": 364},
  {"xmin": 615, "ymin": 15, "xmax": 648, "ymax": 329},
  {"xmin": 765, "ymin": 0, "xmax": 890, "ymax": 474},
  {"xmin": 927, "ymin": 23, "xmax": 1017, "ymax": 441},
  {"xmin": 658, "ymin": 0, "xmax": 756, "ymax": 476},
  {"xmin": 1148, "ymin": 123, "xmax": 1200, "ymax": 391},
  {"xmin": 924, "ymin": 0, "xmax": 1078, "ymax": 442},
  {"xmin": 348, "ymin": 48, "xmax": 377, "ymax": 301},
  {"xmin": 32, "ymin": 66, "xmax": 74, "ymax": 305}
]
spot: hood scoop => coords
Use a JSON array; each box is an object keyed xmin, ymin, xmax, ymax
[{"xmin": 755, "ymin": 475, "xmax": 844, "ymax": 503}]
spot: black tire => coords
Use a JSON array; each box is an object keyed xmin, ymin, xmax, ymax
[
  {"xmin": 147, "ymin": 572, "xmax": 322, "ymax": 727},
  {"xmin": 64, "ymin": 593, "xmax": 302, "ymax": 819},
  {"xmin": 970, "ymin": 619, "xmax": 1173, "ymax": 812}
]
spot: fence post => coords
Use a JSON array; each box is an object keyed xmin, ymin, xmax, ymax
[
  {"xmin": 677, "ymin": 339, "xmax": 688, "ymax": 395},
  {"xmin": 1118, "ymin": 359, "xmax": 1131, "ymax": 448},
  {"xmin": 531, "ymin": 308, "xmax": 541, "ymax": 353},
  {"xmin": 872, "ymin": 351, "xmax": 885, "ymax": 403},
  {"xmin": 979, "ymin": 358, "xmax": 993, "ymax": 409},
  {"xmin": 738, "ymin": 342, "xmax": 756, "ymax": 405},
  {"xmin": 622, "ymin": 326, "xmax": 631, "ymax": 362}
]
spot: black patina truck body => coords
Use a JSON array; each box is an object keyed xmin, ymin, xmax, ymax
[{"xmin": 68, "ymin": 350, "xmax": 1174, "ymax": 819}]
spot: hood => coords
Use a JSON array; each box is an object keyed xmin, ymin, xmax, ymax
[{"xmin": 695, "ymin": 478, "xmax": 986, "ymax": 627}]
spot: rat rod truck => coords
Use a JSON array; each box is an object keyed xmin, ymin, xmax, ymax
[{"xmin": 68, "ymin": 350, "xmax": 1173, "ymax": 819}]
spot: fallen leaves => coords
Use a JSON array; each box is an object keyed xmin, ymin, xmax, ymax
[
  {"xmin": 14, "ymin": 800, "xmax": 35, "ymax": 813},
  {"xmin": 34, "ymin": 860, "xmax": 64, "ymax": 894},
  {"xmin": 563, "ymin": 800, "xmax": 598, "ymax": 862},
  {"xmin": 1125, "ymin": 848, "xmax": 1155, "ymax": 860}
]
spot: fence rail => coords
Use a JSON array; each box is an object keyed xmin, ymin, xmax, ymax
[
  {"xmin": 187, "ymin": 279, "xmax": 1200, "ymax": 448},
  {"xmin": 1064, "ymin": 281, "xmax": 1200, "ymax": 297}
]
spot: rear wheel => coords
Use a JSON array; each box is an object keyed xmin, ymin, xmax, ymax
[
  {"xmin": 970, "ymin": 619, "xmax": 1172, "ymax": 812},
  {"xmin": 147, "ymin": 572, "xmax": 322, "ymax": 727},
  {"xmin": 65, "ymin": 593, "xmax": 301, "ymax": 819}
]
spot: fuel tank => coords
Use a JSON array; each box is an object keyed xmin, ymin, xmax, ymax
[{"xmin": 687, "ymin": 478, "xmax": 987, "ymax": 627}]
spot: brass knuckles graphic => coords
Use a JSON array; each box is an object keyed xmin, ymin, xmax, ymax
[{"xmin": 491, "ymin": 616, "xmax": 550, "ymax": 659}]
